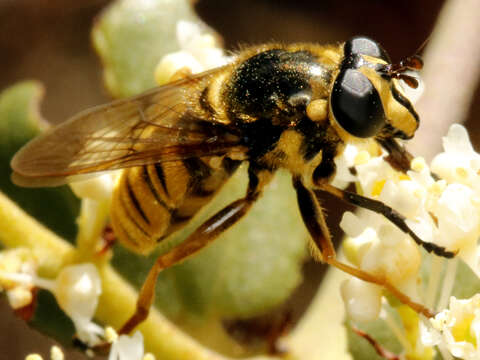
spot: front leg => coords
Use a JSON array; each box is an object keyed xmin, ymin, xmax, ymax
[
  {"xmin": 315, "ymin": 182, "xmax": 455, "ymax": 258},
  {"xmin": 293, "ymin": 178, "xmax": 434, "ymax": 317}
]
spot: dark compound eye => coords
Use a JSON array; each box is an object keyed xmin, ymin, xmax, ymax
[
  {"xmin": 345, "ymin": 36, "xmax": 391, "ymax": 63},
  {"xmin": 331, "ymin": 69, "xmax": 386, "ymax": 138}
]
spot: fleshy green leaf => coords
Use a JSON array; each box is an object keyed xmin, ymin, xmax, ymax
[
  {"xmin": 0, "ymin": 81, "xmax": 79, "ymax": 241},
  {"xmin": 92, "ymin": 0, "xmax": 200, "ymax": 98},
  {"xmin": 451, "ymin": 259, "xmax": 480, "ymax": 299}
]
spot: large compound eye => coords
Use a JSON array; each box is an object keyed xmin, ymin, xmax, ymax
[
  {"xmin": 345, "ymin": 36, "xmax": 391, "ymax": 63},
  {"xmin": 331, "ymin": 69, "xmax": 385, "ymax": 138}
]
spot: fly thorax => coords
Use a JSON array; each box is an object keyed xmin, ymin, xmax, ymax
[{"xmin": 224, "ymin": 48, "xmax": 322, "ymax": 123}]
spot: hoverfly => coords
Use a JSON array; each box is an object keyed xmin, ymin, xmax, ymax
[{"xmin": 11, "ymin": 36, "xmax": 455, "ymax": 334}]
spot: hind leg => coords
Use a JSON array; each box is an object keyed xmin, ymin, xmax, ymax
[{"xmin": 119, "ymin": 166, "xmax": 273, "ymax": 334}]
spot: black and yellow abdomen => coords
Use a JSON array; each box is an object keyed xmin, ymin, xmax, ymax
[{"xmin": 111, "ymin": 157, "xmax": 240, "ymax": 254}]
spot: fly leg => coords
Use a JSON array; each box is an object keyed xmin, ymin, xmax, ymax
[
  {"xmin": 96, "ymin": 225, "xmax": 116, "ymax": 256},
  {"xmin": 293, "ymin": 178, "xmax": 434, "ymax": 318},
  {"xmin": 118, "ymin": 166, "xmax": 272, "ymax": 334},
  {"xmin": 315, "ymin": 183, "xmax": 455, "ymax": 258}
]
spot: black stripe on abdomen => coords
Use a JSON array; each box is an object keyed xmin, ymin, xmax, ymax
[
  {"xmin": 142, "ymin": 166, "xmax": 173, "ymax": 211},
  {"xmin": 154, "ymin": 163, "xmax": 169, "ymax": 197},
  {"xmin": 126, "ymin": 177, "xmax": 150, "ymax": 225},
  {"xmin": 119, "ymin": 183, "xmax": 151, "ymax": 238}
]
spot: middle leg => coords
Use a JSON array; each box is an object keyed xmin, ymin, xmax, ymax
[{"xmin": 293, "ymin": 178, "xmax": 434, "ymax": 317}]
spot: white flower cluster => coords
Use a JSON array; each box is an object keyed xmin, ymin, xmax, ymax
[
  {"xmin": 426, "ymin": 294, "xmax": 480, "ymax": 360},
  {"xmin": 337, "ymin": 124, "xmax": 480, "ymax": 358},
  {"xmin": 154, "ymin": 20, "xmax": 232, "ymax": 85},
  {"xmin": 0, "ymin": 248, "xmax": 38, "ymax": 310},
  {"xmin": 0, "ymin": 251, "xmax": 153, "ymax": 359},
  {"xmin": 0, "ymin": 258, "xmax": 104, "ymax": 347}
]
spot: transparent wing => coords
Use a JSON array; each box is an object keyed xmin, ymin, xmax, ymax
[{"xmin": 11, "ymin": 69, "xmax": 246, "ymax": 187}]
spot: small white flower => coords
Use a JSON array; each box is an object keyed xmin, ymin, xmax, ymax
[
  {"xmin": 69, "ymin": 173, "xmax": 115, "ymax": 201},
  {"xmin": 342, "ymin": 210, "xmax": 421, "ymax": 290},
  {"xmin": 332, "ymin": 144, "xmax": 360, "ymax": 188},
  {"xmin": 105, "ymin": 326, "xmax": 119, "ymax": 343},
  {"xmin": 420, "ymin": 318, "xmax": 442, "ymax": 347},
  {"xmin": 403, "ymin": 176, "xmax": 480, "ymax": 277},
  {"xmin": 50, "ymin": 346, "xmax": 64, "ymax": 360},
  {"xmin": 0, "ymin": 261, "xmax": 104, "ymax": 346},
  {"xmin": 431, "ymin": 124, "xmax": 480, "ymax": 194},
  {"xmin": 341, "ymin": 277, "xmax": 382, "ymax": 322},
  {"xmin": 430, "ymin": 295, "xmax": 480, "ymax": 359},
  {"xmin": 155, "ymin": 20, "xmax": 232, "ymax": 84},
  {"xmin": 109, "ymin": 331, "xmax": 144, "ymax": 360},
  {"xmin": 7, "ymin": 286, "xmax": 33, "ymax": 309},
  {"xmin": 54, "ymin": 264, "xmax": 104, "ymax": 346},
  {"xmin": 379, "ymin": 179, "xmax": 423, "ymax": 219},
  {"xmin": 434, "ymin": 184, "xmax": 480, "ymax": 253},
  {"xmin": 0, "ymin": 248, "xmax": 37, "ymax": 309},
  {"xmin": 332, "ymin": 141, "xmax": 384, "ymax": 189},
  {"xmin": 175, "ymin": 20, "xmax": 228, "ymax": 69},
  {"xmin": 402, "ymin": 159, "xmax": 480, "ymax": 276},
  {"xmin": 355, "ymin": 156, "xmax": 400, "ymax": 198}
]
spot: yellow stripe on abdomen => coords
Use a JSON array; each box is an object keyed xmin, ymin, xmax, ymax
[{"xmin": 110, "ymin": 157, "xmax": 241, "ymax": 254}]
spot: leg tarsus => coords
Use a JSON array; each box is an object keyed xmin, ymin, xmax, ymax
[{"xmin": 327, "ymin": 258, "xmax": 434, "ymax": 317}]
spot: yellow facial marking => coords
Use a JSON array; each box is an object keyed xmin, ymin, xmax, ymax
[
  {"xmin": 358, "ymin": 66, "xmax": 418, "ymax": 138},
  {"xmin": 385, "ymin": 95, "xmax": 417, "ymax": 136},
  {"xmin": 361, "ymin": 54, "xmax": 387, "ymax": 66}
]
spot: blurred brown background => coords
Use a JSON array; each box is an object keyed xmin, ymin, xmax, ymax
[{"xmin": 0, "ymin": 0, "xmax": 478, "ymax": 359}]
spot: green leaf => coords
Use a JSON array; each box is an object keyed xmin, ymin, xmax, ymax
[
  {"xmin": 92, "ymin": 0, "xmax": 200, "ymax": 98},
  {"xmin": 0, "ymin": 82, "xmax": 79, "ymax": 242},
  {"xmin": 451, "ymin": 259, "xmax": 480, "ymax": 299},
  {"xmin": 29, "ymin": 290, "xmax": 76, "ymax": 346}
]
